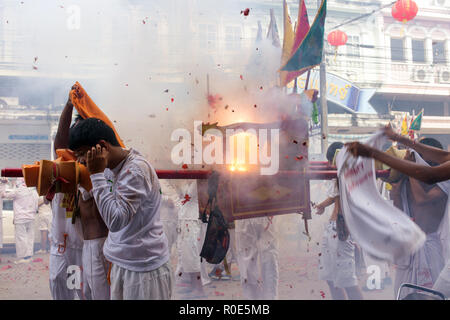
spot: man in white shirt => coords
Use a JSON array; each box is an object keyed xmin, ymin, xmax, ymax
[
  {"xmin": 36, "ymin": 196, "xmax": 52, "ymax": 254},
  {"xmin": 3, "ymin": 179, "xmax": 39, "ymax": 264},
  {"xmin": 69, "ymin": 117, "xmax": 172, "ymax": 300}
]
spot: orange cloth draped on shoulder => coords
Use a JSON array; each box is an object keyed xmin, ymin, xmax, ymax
[{"xmin": 70, "ymin": 81, "xmax": 125, "ymax": 148}]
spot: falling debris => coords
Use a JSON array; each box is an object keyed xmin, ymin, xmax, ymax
[
  {"xmin": 181, "ymin": 194, "xmax": 191, "ymax": 205},
  {"xmin": 241, "ymin": 8, "xmax": 250, "ymax": 16}
]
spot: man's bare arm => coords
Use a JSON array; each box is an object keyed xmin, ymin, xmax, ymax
[
  {"xmin": 384, "ymin": 124, "xmax": 450, "ymax": 165},
  {"xmin": 54, "ymin": 92, "xmax": 74, "ymax": 152},
  {"xmin": 348, "ymin": 143, "xmax": 450, "ymax": 184}
]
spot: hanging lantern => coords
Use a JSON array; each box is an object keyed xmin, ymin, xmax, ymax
[
  {"xmin": 392, "ymin": 0, "xmax": 418, "ymax": 24},
  {"xmin": 327, "ymin": 30, "xmax": 348, "ymax": 62}
]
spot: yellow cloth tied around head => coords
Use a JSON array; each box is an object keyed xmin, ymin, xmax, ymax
[{"xmin": 70, "ymin": 81, "xmax": 125, "ymax": 148}]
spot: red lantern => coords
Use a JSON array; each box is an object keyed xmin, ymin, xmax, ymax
[
  {"xmin": 327, "ymin": 30, "xmax": 348, "ymax": 47},
  {"xmin": 392, "ymin": 0, "xmax": 418, "ymax": 23},
  {"xmin": 327, "ymin": 30, "xmax": 347, "ymax": 62}
]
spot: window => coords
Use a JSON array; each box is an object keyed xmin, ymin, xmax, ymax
[
  {"xmin": 346, "ymin": 35, "xmax": 360, "ymax": 57},
  {"xmin": 391, "ymin": 38, "xmax": 405, "ymax": 61},
  {"xmin": 199, "ymin": 24, "xmax": 217, "ymax": 50},
  {"xmin": 412, "ymin": 39, "xmax": 426, "ymax": 63},
  {"xmin": 432, "ymin": 40, "xmax": 446, "ymax": 64},
  {"xmin": 225, "ymin": 26, "xmax": 241, "ymax": 50},
  {"xmin": 3, "ymin": 200, "xmax": 13, "ymax": 211}
]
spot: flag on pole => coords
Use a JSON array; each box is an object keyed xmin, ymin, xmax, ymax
[
  {"xmin": 280, "ymin": 0, "xmax": 295, "ymax": 86},
  {"xmin": 284, "ymin": 0, "xmax": 311, "ymax": 85},
  {"xmin": 256, "ymin": 20, "xmax": 263, "ymax": 42},
  {"xmin": 401, "ymin": 114, "xmax": 408, "ymax": 136},
  {"xmin": 409, "ymin": 109, "xmax": 423, "ymax": 131},
  {"xmin": 267, "ymin": 9, "xmax": 281, "ymax": 48},
  {"xmin": 280, "ymin": 0, "xmax": 327, "ymax": 73}
]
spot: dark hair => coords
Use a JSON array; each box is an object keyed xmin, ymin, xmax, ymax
[
  {"xmin": 72, "ymin": 114, "xmax": 84, "ymax": 127},
  {"xmin": 326, "ymin": 142, "xmax": 344, "ymax": 163},
  {"xmin": 69, "ymin": 117, "xmax": 120, "ymax": 150},
  {"xmin": 418, "ymin": 137, "xmax": 443, "ymax": 167},
  {"xmin": 419, "ymin": 137, "xmax": 443, "ymax": 150}
]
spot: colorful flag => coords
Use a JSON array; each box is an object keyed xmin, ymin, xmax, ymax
[
  {"xmin": 267, "ymin": 8, "xmax": 281, "ymax": 48},
  {"xmin": 401, "ymin": 114, "xmax": 408, "ymax": 136},
  {"xmin": 409, "ymin": 109, "xmax": 423, "ymax": 131},
  {"xmin": 280, "ymin": 0, "xmax": 295, "ymax": 86},
  {"xmin": 284, "ymin": 0, "xmax": 311, "ymax": 85},
  {"xmin": 280, "ymin": 0, "xmax": 327, "ymax": 73}
]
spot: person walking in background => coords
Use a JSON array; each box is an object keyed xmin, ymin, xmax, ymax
[
  {"xmin": 2, "ymin": 178, "xmax": 39, "ymax": 264},
  {"xmin": 36, "ymin": 196, "xmax": 52, "ymax": 254}
]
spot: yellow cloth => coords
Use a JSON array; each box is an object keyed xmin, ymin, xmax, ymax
[{"xmin": 280, "ymin": 0, "xmax": 295, "ymax": 87}]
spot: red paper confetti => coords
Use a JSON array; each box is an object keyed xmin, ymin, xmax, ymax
[
  {"xmin": 240, "ymin": 75, "xmax": 243, "ymax": 80},
  {"xmin": 295, "ymin": 156, "xmax": 304, "ymax": 161},
  {"xmin": 254, "ymin": 104, "xmax": 257, "ymax": 108},
  {"xmin": 1, "ymin": 265, "xmax": 12, "ymax": 271},
  {"xmin": 241, "ymin": 8, "xmax": 250, "ymax": 16},
  {"xmin": 166, "ymin": 107, "xmax": 168, "ymax": 111},
  {"xmin": 260, "ymin": 86, "xmax": 263, "ymax": 90},
  {"xmin": 125, "ymin": 83, "xmax": 128, "ymax": 86},
  {"xmin": 171, "ymin": 98, "xmax": 174, "ymax": 102},
  {"xmin": 207, "ymin": 94, "xmax": 222, "ymax": 109},
  {"xmin": 32, "ymin": 258, "xmax": 43, "ymax": 263},
  {"xmin": 293, "ymin": 140, "xmax": 298, "ymax": 144},
  {"xmin": 32, "ymin": 66, "xmax": 38, "ymax": 70},
  {"xmin": 320, "ymin": 290, "xmax": 326, "ymax": 298},
  {"xmin": 214, "ymin": 291, "xmax": 225, "ymax": 296},
  {"xmin": 182, "ymin": 164, "xmax": 188, "ymax": 169},
  {"xmin": 181, "ymin": 194, "xmax": 191, "ymax": 205},
  {"xmin": 142, "ymin": 20, "xmax": 146, "ymax": 24}
]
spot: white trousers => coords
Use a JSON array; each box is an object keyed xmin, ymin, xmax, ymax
[
  {"xmin": 433, "ymin": 259, "xmax": 450, "ymax": 298},
  {"xmin": 49, "ymin": 246, "xmax": 83, "ymax": 300},
  {"xmin": 175, "ymin": 220, "xmax": 210, "ymax": 285},
  {"xmin": 235, "ymin": 217, "xmax": 279, "ymax": 300},
  {"xmin": 162, "ymin": 220, "xmax": 178, "ymax": 254},
  {"xmin": 82, "ymin": 237, "xmax": 110, "ymax": 300},
  {"xmin": 15, "ymin": 221, "xmax": 34, "ymax": 258},
  {"xmin": 318, "ymin": 221, "xmax": 358, "ymax": 289},
  {"xmin": 394, "ymin": 232, "xmax": 444, "ymax": 299},
  {"xmin": 110, "ymin": 262, "xmax": 173, "ymax": 300},
  {"xmin": 0, "ymin": 212, "xmax": 3, "ymax": 248}
]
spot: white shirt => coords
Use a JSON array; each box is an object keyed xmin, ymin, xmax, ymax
[
  {"xmin": 3, "ymin": 186, "xmax": 38, "ymax": 224},
  {"xmin": 327, "ymin": 179, "xmax": 339, "ymax": 198},
  {"xmin": 49, "ymin": 193, "xmax": 83, "ymax": 252},
  {"xmin": 176, "ymin": 180, "xmax": 200, "ymax": 221},
  {"xmin": 90, "ymin": 149, "xmax": 169, "ymax": 272},
  {"xmin": 159, "ymin": 179, "xmax": 180, "ymax": 223},
  {"xmin": 38, "ymin": 196, "xmax": 52, "ymax": 215}
]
